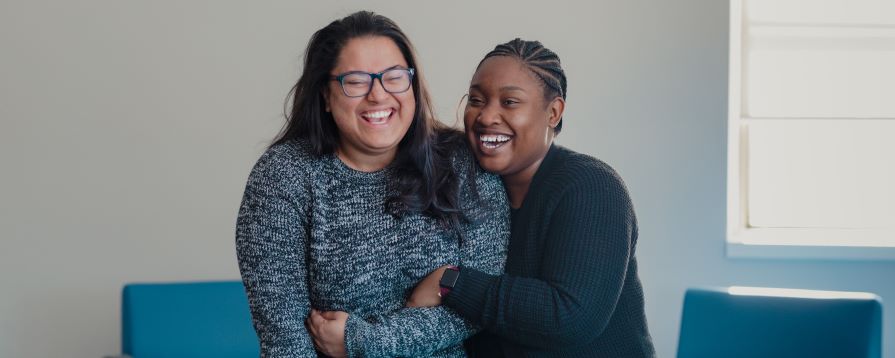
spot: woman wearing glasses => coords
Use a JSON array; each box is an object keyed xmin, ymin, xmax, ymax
[{"xmin": 235, "ymin": 11, "xmax": 509, "ymax": 358}]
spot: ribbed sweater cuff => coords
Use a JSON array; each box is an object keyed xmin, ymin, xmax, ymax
[{"xmin": 443, "ymin": 266, "xmax": 496, "ymax": 325}]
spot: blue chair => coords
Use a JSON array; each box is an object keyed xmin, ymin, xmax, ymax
[
  {"xmin": 116, "ymin": 280, "xmax": 259, "ymax": 358},
  {"xmin": 677, "ymin": 286, "xmax": 882, "ymax": 358}
]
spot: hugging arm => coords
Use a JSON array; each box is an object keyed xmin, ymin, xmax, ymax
[
  {"xmin": 342, "ymin": 166, "xmax": 510, "ymax": 357},
  {"xmin": 444, "ymin": 176, "xmax": 635, "ymax": 348}
]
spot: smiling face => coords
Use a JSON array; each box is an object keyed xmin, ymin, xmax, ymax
[
  {"xmin": 464, "ymin": 56, "xmax": 564, "ymax": 181},
  {"xmin": 325, "ymin": 36, "xmax": 416, "ymax": 167}
]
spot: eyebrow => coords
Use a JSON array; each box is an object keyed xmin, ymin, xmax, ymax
[
  {"xmin": 338, "ymin": 65, "xmax": 406, "ymax": 75},
  {"xmin": 469, "ymin": 84, "xmax": 527, "ymax": 92},
  {"xmin": 500, "ymin": 85, "xmax": 526, "ymax": 92}
]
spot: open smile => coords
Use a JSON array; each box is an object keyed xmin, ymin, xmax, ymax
[
  {"xmin": 475, "ymin": 132, "xmax": 514, "ymax": 153},
  {"xmin": 360, "ymin": 109, "xmax": 394, "ymax": 125}
]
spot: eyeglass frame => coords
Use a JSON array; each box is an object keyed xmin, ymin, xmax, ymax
[{"xmin": 329, "ymin": 67, "xmax": 415, "ymax": 98}]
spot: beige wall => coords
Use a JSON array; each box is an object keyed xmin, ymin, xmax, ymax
[{"xmin": 3, "ymin": 1, "xmax": 894, "ymax": 357}]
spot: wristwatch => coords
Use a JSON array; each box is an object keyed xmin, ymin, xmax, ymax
[{"xmin": 438, "ymin": 266, "xmax": 460, "ymax": 297}]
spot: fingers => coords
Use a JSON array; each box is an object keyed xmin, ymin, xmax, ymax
[
  {"xmin": 310, "ymin": 334, "xmax": 323, "ymax": 351},
  {"xmin": 320, "ymin": 310, "xmax": 349, "ymax": 320},
  {"xmin": 307, "ymin": 309, "xmax": 329, "ymax": 343},
  {"xmin": 307, "ymin": 308, "xmax": 347, "ymax": 355},
  {"xmin": 306, "ymin": 310, "xmax": 328, "ymax": 355},
  {"xmin": 308, "ymin": 309, "xmax": 348, "ymax": 334},
  {"xmin": 308, "ymin": 309, "xmax": 327, "ymax": 326},
  {"xmin": 305, "ymin": 318, "xmax": 319, "ymax": 337}
]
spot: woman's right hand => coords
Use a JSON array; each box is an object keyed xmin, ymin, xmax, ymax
[{"xmin": 306, "ymin": 309, "xmax": 349, "ymax": 358}]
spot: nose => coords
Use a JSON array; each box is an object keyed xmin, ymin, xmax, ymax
[
  {"xmin": 475, "ymin": 101, "xmax": 502, "ymax": 126},
  {"xmin": 365, "ymin": 78, "xmax": 388, "ymax": 102}
]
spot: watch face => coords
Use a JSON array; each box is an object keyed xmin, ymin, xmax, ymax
[{"xmin": 440, "ymin": 268, "xmax": 460, "ymax": 288}]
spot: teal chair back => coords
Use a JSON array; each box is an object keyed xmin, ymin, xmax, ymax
[
  {"xmin": 677, "ymin": 286, "xmax": 882, "ymax": 358},
  {"xmin": 121, "ymin": 280, "xmax": 259, "ymax": 358}
]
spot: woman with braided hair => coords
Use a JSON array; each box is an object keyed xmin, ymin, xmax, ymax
[{"xmin": 405, "ymin": 38, "xmax": 656, "ymax": 357}]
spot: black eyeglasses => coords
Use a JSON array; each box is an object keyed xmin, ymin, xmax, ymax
[{"xmin": 330, "ymin": 68, "xmax": 415, "ymax": 98}]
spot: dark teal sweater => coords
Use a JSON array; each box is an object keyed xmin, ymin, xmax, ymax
[
  {"xmin": 444, "ymin": 144, "xmax": 655, "ymax": 357},
  {"xmin": 236, "ymin": 140, "xmax": 510, "ymax": 357}
]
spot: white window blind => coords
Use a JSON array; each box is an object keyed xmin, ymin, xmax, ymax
[{"xmin": 728, "ymin": 0, "xmax": 895, "ymax": 256}]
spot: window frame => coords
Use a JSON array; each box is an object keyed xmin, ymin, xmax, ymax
[{"xmin": 725, "ymin": 0, "xmax": 895, "ymax": 260}]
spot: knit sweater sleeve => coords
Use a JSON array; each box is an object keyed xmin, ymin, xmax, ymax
[
  {"xmin": 444, "ymin": 163, "xmax": 635, "ymax": 348},
  {"xmin": 343, "ymin": 158, "xmax": 511, "ymax": 357},
  {"xmin": 236, "ymin": 146, "xmax": 316, "ymax": 358}
]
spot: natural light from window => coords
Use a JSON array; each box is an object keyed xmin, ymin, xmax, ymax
[{"xmin": 727, "ymin": 0, "xmax": 895, "ymax": 258}]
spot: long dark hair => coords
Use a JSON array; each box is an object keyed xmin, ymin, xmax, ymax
[
  {"xmin": 478, "ymin": 38, "xmax": 568, "ymax": 135},
  {"xmin": 274, "ymin": 11, "xmax": 466, "ymax": 227}
]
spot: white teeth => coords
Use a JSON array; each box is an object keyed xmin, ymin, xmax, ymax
[
  {"xmin": 479, "ymin": 134, "xmax": 511, "ymax": 143},
  {"xmin": 362, "ymin": 110, "xmax": 392, "ymax": 120},
  {"xmin": 479, "ymin": 134, "xmax": 511, "ymax": 150}
]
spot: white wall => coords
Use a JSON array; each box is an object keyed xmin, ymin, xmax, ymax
[{"xmin": 2, "ymin": 1, "xmax": 893, "ymax": 357}]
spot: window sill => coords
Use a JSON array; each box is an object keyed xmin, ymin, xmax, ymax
[
  {"xmin": 727, "ymin": 242, "xmax": 895, "ymax": 260},
  {"xmin": 727, "ymin": 228, "xmax": 895, "ymax": 260}
]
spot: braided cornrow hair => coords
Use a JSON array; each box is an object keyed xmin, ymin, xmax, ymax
[{"xmin": 478, "ymin": 38, "xmax": 568, "ymax": 134}]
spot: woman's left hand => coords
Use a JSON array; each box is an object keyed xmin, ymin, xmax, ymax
[
  {"xmin": 406, "ymin": 265, "xmax": 452, "ymax": 307},
  {"xmin": 306, "ymin": 309, "xmax": 349, "ymax": 357}
]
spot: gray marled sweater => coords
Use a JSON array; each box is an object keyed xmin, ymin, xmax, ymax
[{"xmin": 236, "ymin": 139, "xmax": 510, "ymax": 357}]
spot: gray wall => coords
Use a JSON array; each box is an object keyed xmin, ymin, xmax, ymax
[{"xmin": 1, "ymin": 1, "xmax": 892, "ymax": 357}]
